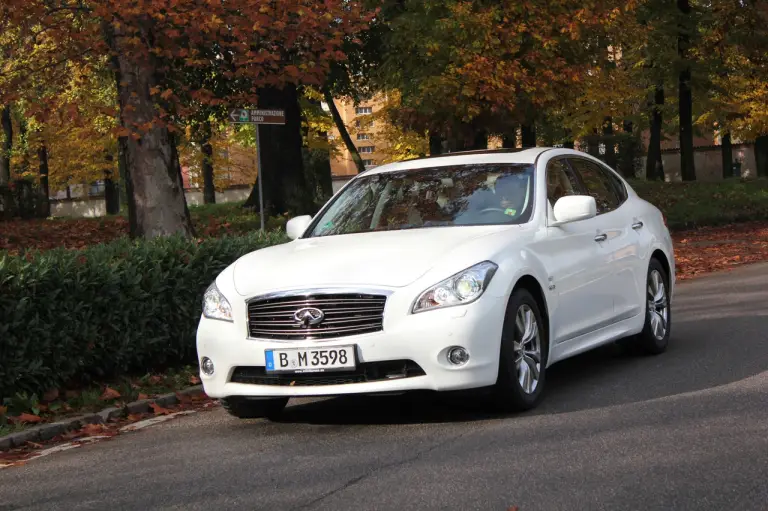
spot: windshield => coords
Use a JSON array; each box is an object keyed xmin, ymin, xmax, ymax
[{"xmin": 307, "ymin": 163, "xmax": 535, "ymax": 238}]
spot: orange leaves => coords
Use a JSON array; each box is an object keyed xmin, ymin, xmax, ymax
[
  {"xmin": 100, "ymin": 387, "xmax": 121, "ymax": 401},
  {"xmin": 11, "ymin": 413, "xmax": 42, "ymax": 424},
  {"xmin": 149, "ymin": 402, "xmax": 172, "ymax": 415}
]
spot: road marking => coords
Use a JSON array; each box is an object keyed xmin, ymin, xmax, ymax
[{"xmin": 119, "ymin": 411, "xmax": 196, "ymax": 432}]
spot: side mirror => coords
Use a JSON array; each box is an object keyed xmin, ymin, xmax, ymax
[
  {"xmin": 551, "ymin": 195, "xmax": 597, "ymax": 226},
  {"xmin": 286, "ymin": 215, "xmax": 312, "ymax": 240}
]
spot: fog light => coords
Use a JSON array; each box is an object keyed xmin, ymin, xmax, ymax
[
  {"xmin": 447, "ymin": 347, "xmax": 470, "ymax": 366},
  {"xmin": 201, "ymin": 357, "xmax": 215, "ymax": 376}
]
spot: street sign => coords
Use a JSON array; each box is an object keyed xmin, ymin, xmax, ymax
[
  {"xmin": 229, "ymin": 108, "xmax": 286, "ymax": 125},
  {"xmin": 228, "ymin": 107, "xmax": 286, "ymax": 232}
]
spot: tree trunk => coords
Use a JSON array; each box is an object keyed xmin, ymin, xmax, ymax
[
  {"xmin": 678, "ymin": 0, "xmax": 696, "ymax": 181},
  {"xmin": 104, "ymin": 151, "xmax": 120, "ymax": 215},
  {"xmin": 603, "ymin": 117, "xmax": 617, "ymax": 169},
  {"xmin": 617, "ymin": 120, "xmax": 636, "ymax": 178},
  {"xmin": 106, "ymin": 22, "xmax": 193, "ymax": 239},
  {"xmin": 38, "ymin": 143, "xmax": 50, "ymax": 218},
  {"xmin": 646, "ymin": 86, "xmax": 665, "ymax": 180},
  {"xmin": 502, "ymin": 128, "xmax": 517, "ymax": 148},
  {"xmin": 117, "ymin": 135, "xmax": 136, "ymax": 231},
  {"xmin": 200, "ymin": 120, "xmax": 215, "ymax": 204},
  {"xmin": 756, "ymin": 135, "xmax": 768, "ymax": 178},
  {"xmin": 0, "ymin": 105, "xmax": 11, "ymax": 186},
  {"xmin": 244, "ymin": 85, "xmax": 314, "ymax": 216},
  {"xmin": 521, "ymin": 124, "xmax": 536, "ymax": 148},
  {"xmin": 323, "ymin": 89, "xmax": 365, "ymax": 174},
  {"xmin": 429, "ymin": 133, "xmax": 443, "ymax": 155},
  {"xmin": 471, "ymin": 129, "xmax": 488, "ymax": 150},
  {"xmin": 721, "ymin": 132, "xmax": 733, "ymax": 179}
]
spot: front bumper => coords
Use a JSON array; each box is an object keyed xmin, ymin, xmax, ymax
[{"xmin": 196, "ymin": 296, "xmax": 506, "ymax": 398}]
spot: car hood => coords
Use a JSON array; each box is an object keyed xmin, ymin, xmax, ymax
[{"xmin": 232, "ymin": 226, "xmax": 513, "ymax": 296}]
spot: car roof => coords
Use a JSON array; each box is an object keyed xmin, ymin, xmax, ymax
[{"xmin": 363, "ymin": 147, "xmax": 556, "ymax": 176}]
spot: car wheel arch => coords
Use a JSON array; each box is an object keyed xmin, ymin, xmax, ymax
[{"xmin": 510, "ymin": 274, "xmax": 550, "ymax": 343}]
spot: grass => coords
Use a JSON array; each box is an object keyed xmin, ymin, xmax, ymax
[{"xmin": 629, "ymin": 178, "xmax": 768, "ymax": 231}]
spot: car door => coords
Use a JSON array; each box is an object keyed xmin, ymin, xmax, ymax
[
  {"xmin": 567, "ymin": 157, "xmax": 643, "ymax": 323},
  {"xmin": 537, "ymin": 158, "xmax": 615, "ymax": 344}
]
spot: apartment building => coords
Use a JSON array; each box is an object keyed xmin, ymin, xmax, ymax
[{"xmin": 327, "ymin": 96, "xmax": 390, "ymax": 179}]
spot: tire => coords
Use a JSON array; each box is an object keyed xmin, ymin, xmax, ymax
[
  {"xmin": 490, "ymin": 288, "xmax": 549, "ymax": 412},
  {"xmin": 220, "ymin": 396, "xmax": 289, "ymax": 419},
  {"xmin": 636, "ymin": 258, "xmax": 672, "ymax": 355}
]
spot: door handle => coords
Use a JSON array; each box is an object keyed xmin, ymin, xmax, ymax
[
  {"xmin": 632, "ymin": 221, "xmax": 644, "ymax": 230},
  {"xmin": 594, "ymin": 233, "xmax": 607, "ymax": 242}
]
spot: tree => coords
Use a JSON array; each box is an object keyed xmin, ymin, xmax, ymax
[
  {"xmin": 1, "ymin": 0, "xmax": 372, "ymax": 236},
  {"xmin": 677, "ymin": 0, "xmax": 696, "ymax": 181},
  {"xmin": 376, "ymin": 1, "xmax": 635, "ymax": 156},
  {"xmin": 0, "ymin": 105, "xmax": 11, "ymax": 186}
]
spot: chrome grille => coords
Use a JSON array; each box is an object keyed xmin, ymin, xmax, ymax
[{"xmin": 247, "ymin": 293, "xmax": 387, "ymax": 340}]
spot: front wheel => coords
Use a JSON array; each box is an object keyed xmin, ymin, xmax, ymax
[
  {"xmin": 636, "ymin": 258, "xmax": 671, "ymax": 355},
  {"xmin": 490, "ymin": 288, "xmax": 549, "ymax": 412},
  {"xmin": 220, "ymin": 396, "xmax": 289, "ymax": 419}
]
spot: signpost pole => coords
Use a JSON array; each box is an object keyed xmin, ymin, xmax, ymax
[
  {"xmin": 229, "ymin": 107, "xmax": 284, "ymax": 234},
  {"xmin": 255, "ymin": 125, "xmax": 265, "ymax": 232}
]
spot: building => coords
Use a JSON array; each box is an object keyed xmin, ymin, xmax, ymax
[{"xmin": 327, "ymin": 96, "xmax": 390, "ymax": 184}]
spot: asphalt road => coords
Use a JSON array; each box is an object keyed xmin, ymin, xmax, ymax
[{"xmin": 2, "ymin": 263, "xmax": 767, "ymax": 511}]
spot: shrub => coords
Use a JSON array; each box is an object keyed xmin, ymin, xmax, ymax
[
  {"xmin": 0, "ymin": 231, "xmax": 288, "ymax": 401},
  {"xmin": 629, "ymin": 178, "xmax": 768, "ymax": 230}
]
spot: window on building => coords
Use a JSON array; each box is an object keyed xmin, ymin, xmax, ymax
[
  {"xmin": 362, "ymin": 159, "xmax": 375, "ymax": 167},
  {"xmin": 88, "ymin": 180, "xmax": 106, "ymax": 196},
  {"xmin": 359, "ymin": 146, "xmax": 375, "ymax": 154},
  {"xmin": 355, "ymin": 120, "xmax": 375, "ymax": 129},
  {"xmin": 355, "ymin": 106, "xmax": 373, "ymax": 115},
  {"xmin": 357, "ymin": 133, "xmax": 371, "ymax": 141}
]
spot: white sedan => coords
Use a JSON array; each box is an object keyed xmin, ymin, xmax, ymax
[{"xmin": 196, "ymin": 148, "xmax": 675, "ymax": 418}]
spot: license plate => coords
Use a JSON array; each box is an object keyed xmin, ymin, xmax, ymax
[{"xmin": 265, "ymin": 346, "xmax": 356, "ymax": 373}]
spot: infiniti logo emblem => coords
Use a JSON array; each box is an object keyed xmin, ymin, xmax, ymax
[{"xmin": 293, "ymin": 307, "xmax": 325, "ymax": 327}]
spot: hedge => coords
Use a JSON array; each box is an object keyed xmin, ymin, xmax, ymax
[{"xmin": 0, "ymin": 231, "xmax": 288, "ymax": 402}]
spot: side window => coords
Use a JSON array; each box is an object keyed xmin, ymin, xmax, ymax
[
  {"xmin": 568, "ymin": 159, "xmax": 620, "ymax": 214},
  {"xmin": 599, "ymin": 164, "xmax": 629, "ymax": 203},
  {"xmin": 546, "ymin": 159, "xmax": 581, "ymax": 205}
]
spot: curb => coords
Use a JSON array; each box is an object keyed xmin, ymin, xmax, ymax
[{"xmin": 0, "ymin": 385, "xmax": 205, "ymax": 452}]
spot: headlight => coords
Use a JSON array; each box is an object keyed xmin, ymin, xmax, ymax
[
  {"xmin": 412, "ymin": 261, "xmax": 498, "ymax": 314},
  {"xmin": 202, "ymin": 282, "xmax": 233, "ymax": 322}
]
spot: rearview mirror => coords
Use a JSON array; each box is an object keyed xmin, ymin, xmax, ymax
[
  {"xmin": 286, "ymin": 215, "xmax": 312, "ymax": 240},
  {"xmin": 551, "ymin": 195, "xmax": 596, "ymax": 226}
]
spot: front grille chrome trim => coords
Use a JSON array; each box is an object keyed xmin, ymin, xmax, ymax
[{"xmin": 245, "ymin": 287, "xmax": 393, "ymax": 342}]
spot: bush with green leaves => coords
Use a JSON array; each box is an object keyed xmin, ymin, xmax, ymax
[{"xmin": 0, "ymin": 231, "xmax": 288, "ymax": 401}]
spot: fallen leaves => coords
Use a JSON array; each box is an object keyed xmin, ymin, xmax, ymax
[
  {"xmin": 672, "ymin": 221, "xmax": 768, "ymax": 280},
  {"xmin": 149, "ymin": 402, "xmax": 172, "ymax": 415},
  {"xmin": 11, "ymin": 413, "xmax": 42, "ymax": 424},
  {"xmin": 1, "ymin": 392, "xmax": 216, "ymax": 468},
  {"xmin": 100, "ymin": 387, "xmax": 121, "ymax": 401},
  {"xmin": 189, "ymin": 375, "xmax": 201, "ymax": 385}
]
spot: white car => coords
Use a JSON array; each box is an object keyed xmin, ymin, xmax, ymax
[{"xmin": 197, "ymin": 148, "xmax": 675, "ymax": 418}]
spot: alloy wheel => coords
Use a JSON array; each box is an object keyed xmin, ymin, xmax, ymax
[
  {"xmin": 513, "ymin": 304, "xmax": 542, "ymax": 394},
  {"xmin": 647, "ymin": 269, "xmax": 668, "ymax": 340}
]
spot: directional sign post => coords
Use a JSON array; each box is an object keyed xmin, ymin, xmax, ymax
[{"xmin": 229, "ymin": 109, "xmax": 286, "ymax": 231}]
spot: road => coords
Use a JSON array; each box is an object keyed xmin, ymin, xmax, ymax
[{"xmin": 1, "ymin": 263, "xmax": 767, "ymax": 511}]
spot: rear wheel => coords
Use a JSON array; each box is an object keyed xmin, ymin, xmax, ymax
[
  {"xmin": 491, "ymin": 288, "xmax": 548, "ymax": 412},
  {"xmin": 636, "ymin": 258, "xmax": 671, "ymax": 355},
  {"xmin": 220, "ymin": 397, "xmax": 289, "ymax": 419}
]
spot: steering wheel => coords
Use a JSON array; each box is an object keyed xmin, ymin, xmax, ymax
[{"xmin": 478, "ymin": 207, "xmax": 507, "ymax": 214}]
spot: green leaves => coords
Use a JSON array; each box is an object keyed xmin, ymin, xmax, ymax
[{"xmin": 0, "ymin": 231, "xmax": 287, "ymax": 402}]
